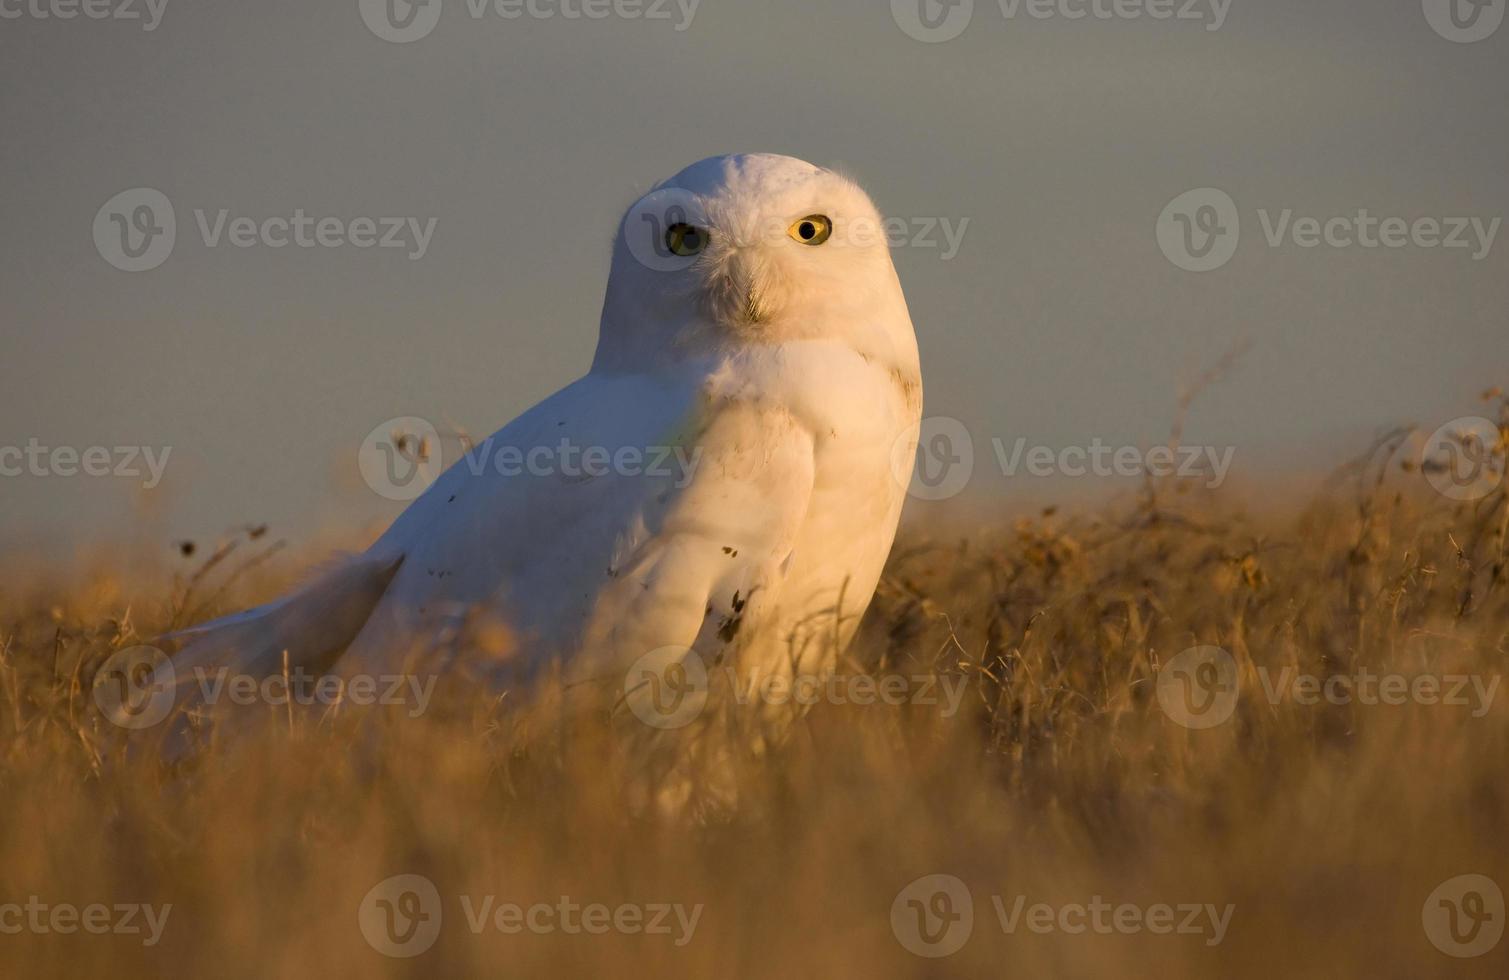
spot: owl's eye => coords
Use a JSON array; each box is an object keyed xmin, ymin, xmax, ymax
[
  {"xmin": 665, "ymin": 223, "xmax": 707, "ymax": 257},
  {"xmin": 788, "ymin": 215, "xmax": 833, "ymax": 246}
]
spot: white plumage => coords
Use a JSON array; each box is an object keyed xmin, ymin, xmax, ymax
[{"xmin": 163, "ymin": 153, "xmax": 923, "ymax": 712}]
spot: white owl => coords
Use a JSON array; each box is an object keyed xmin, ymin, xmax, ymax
[{"xmin": 158, "ymin": 153, "xmax": 923, "ymax": 724}]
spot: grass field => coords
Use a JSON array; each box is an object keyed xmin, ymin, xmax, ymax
[{"xmin": 2, "ymin": 403, "xmax": 1507, "ymax": 978}]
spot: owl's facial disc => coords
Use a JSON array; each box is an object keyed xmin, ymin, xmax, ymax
[
  {"xmin": 598, "ymin": 154, "xmax": 910, "ymax": 370},
  {"xmin": 689, "ymin": 203, "xmax": 856, "ymax": 329},
  {"xmin": 653, "ymin": 207, "xmax": 838, "ymax": 326}
]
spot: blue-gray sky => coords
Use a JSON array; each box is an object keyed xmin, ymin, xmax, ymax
[{"xmin": 1, "ymin": 0, "xmax": 1506, "ymax": 549}]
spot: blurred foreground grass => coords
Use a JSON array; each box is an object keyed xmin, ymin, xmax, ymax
[{"xmin": 2, "ymin": 409, "xmax": 1507, "ymax": 978}]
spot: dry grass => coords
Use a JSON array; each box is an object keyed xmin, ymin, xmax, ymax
[{"xmin": 2, "ymin": 400, "xmax": 1508, "ymax": 978}]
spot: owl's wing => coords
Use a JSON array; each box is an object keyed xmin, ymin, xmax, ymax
[
  {"xmin": 336, "ymin": 369, "xmax": 818, "ymax": 682},
  {"xmin": 575, "ymin": 392, "xmax": 817, "ymax": 678}
]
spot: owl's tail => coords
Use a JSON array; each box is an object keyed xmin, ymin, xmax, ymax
[{"xmin": 125, "ymin": 553, "xmax": 405, "ymax": 757}]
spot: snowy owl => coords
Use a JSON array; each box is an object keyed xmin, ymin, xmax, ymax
[{"xmin": 157, "ymin": 153, "xmax": 923, "ymax": 722}]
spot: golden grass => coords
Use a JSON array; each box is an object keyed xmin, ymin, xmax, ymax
[{"xmin": 2, "ymin": 406, "xmax": 1507, "ymax": 978}]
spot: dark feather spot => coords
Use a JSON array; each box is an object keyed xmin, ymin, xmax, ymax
[{"xmin": 717, "ymin": 613, "xmax": 742, "ymax": 642}]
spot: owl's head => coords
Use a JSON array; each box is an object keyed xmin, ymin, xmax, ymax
[{"xmin": 593, "ymin": 154, "xmax": 917, "ymax": 374}]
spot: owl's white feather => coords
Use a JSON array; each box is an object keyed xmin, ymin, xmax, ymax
[{"xmin": 165, "ymin": 153, "xmax": 923, "ymax": 707}]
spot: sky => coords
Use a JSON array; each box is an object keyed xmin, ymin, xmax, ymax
[{"xmin": 1, "ymin": 0, "xmax": 1506, "ymax": 550}]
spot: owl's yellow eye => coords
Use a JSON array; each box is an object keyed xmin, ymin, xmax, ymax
[
  {"xmin": 665, "ymin": 223, "xmax": 707, "ymax": 257},
  {"xmin": 788, "ymin": 215, "xmax": 833, "ymax": 246}
]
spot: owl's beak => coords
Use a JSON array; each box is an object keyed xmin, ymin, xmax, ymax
[
  {"xmin": 737, "ymin": 273, "xmax": 767, "ymax": 324},
  {"xmin": 706, "ymin": 249, "xmax": 770, "ymax": 326}
]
